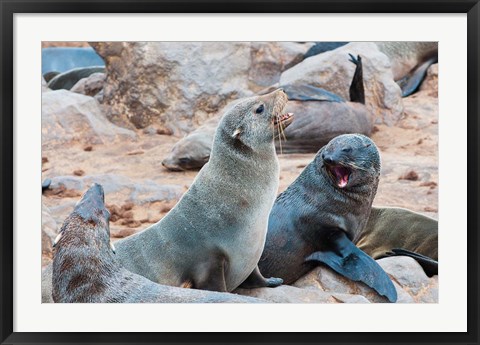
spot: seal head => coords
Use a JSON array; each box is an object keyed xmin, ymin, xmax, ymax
[{"xmin": 321, "ymin": 133, "xmax": 380, "ymax": 191}]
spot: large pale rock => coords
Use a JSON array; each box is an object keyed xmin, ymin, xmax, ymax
[
  {"xmin": 47, "ymin": 174, "xmax": 184, "ymax": 205},
  {"xmin": 90, "ymin": 42, "xmax": 255, "ymax": 132},
  {"xmin": 292, "ymin": 266, "xmax": 393, "ymax": 303},
  {"xmin": 89, "ymin": 42, "xmax": 312, "ymax": 133},
  {"xmin": 71, "ymin": 72, "xmax": 106, "ymax": 96},
  {"xmin": 378, "ymin": 257, "xmax": 438, "ymax": 303},
  {"xmin": 235, "ymin": 285, "xmax": 370, "ymax": 303},
  {"xmin": 291, "ymin": 256, "xmax": 437, "ymax": 303},
  {"xmin": 42, "ymin": 90, "xmax": 136, "ymax": 149},
  {"xmin": 280, "ymin": 42, "xmax": 404, "ymax": 125}
]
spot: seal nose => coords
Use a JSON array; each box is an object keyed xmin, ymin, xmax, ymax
[
  {"xmin": 323, "ymin": 154, "xmax": 336, "ymax": 165},
  {"xmin": 85, "ymin": 183, "xmax": 105, "ymax": 202},
  {"xmin": 74, "ymin": 183, "xmax": 107, "ymax": 221}
]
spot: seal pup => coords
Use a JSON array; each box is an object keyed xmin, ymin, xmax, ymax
[
  {"xmin": 162, "ymin": 54, "xmax": 370, "ymax": 170},
  {"xmin": 52, "ymin": 184, "xmax": 263, "ymax": 303},
  {"xmin": 115, "ymin": 89, "xmax": 292, "ymax": 292},
  {"xmin": 259, "ymin": 134, "xmax": 398, "ymax": 303},
  {"xmin": 356, "ymin": 206, "xmax": 438, "ymax": 277}
]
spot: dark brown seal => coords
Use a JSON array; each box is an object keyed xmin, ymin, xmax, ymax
[
  {"xmin": 115, "ymin": 89, "xmax": 292, "ymax": 292},
  {"xmin": 52, "ymin": 184, "xmax": 264, "ymax": 303},
  {"xmin": 357, "ymin": 206, "xmax": 438, "ymax": 277},
  {"xmin": 259, "ymin": 134, "xmax": 398, "ymax": 302}
]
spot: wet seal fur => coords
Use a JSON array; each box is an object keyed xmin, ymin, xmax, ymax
[
  {"xmin": 259, "ymin": 134, "xmax": 398, "ymax": 303},
  {"xmin": 114, "ymin": 90, "xmax": 292, "ymax": 292},
  {"xmin": 162, "ymin": 54, "xmax": 370, "ymax": 171},
  {"xmin": 357, "ymin": 206, "xmax": 438, "ymax": 277},
  {"xmin": 52, "ymin": 184, "xmax": 263, "ymax": 303}
]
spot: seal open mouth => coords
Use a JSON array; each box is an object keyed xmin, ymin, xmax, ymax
[
  {"xmin": 327, "ymin": 165, "xmax": 352, "ymax": 188},
  {"xmin": 273, "ymin": 112, "xmax": 294, "ymax": 127}
]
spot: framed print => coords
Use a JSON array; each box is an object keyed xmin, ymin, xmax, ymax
[{"xmin": 1, "ymin": 1, "xmax": 479, "ymax": 344}]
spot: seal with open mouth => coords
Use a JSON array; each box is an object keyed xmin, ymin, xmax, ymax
[
  {"xmin": 52, "ymin": 184, "xmax": 265, "ymax": 303},
  {"xmin": 259, "ymin": 133, "xmax": 398, "ymax": 303},
  {"xmin": 112, "ymin": 89, "xmax": 292, "ymax": 292}
]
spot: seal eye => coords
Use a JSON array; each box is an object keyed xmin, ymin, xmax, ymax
[
  {"xmin": 342, "ymin": 147, "xmax": 352, "ymax": 153},
  {"xmin": 255, "ymin": 104, "xmax": 264, "ymax": 114}
]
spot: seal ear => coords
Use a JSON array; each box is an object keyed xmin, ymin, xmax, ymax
[
  {"xmin": 232, "ymin": 128, "xmax": 242, "ymax": 139},
  {"xmin": 110, "ymin": 241, "xmax": 116, "ymax": 254},
  {"xmin": 52, "ymin": 232, "xmax": 63, "ymax": 247},
  {"xmin": 305, "ymin": 230, "xmax": 397, "ymax": 303}
]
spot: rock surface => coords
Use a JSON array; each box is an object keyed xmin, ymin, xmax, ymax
[
  {"xmin": 90, "ymin": 42, "xmax": 312, "ymax": 133},
  {"xmin": 90, "ymin": 42, "xmax": 254, "ymax": 132},
  {"xmin": 71, "ymin": 72, "xmax": 106, "ymax": 96},
  {"xmin": 249, "ymin": 42, "xmax": 313, "ymax": 91},
  {"xmin": 279, "ymin": 42, "xmax": 404, "ymax": 125},
  {"xmin": 235, "ymin": 257, "xmax": 437, "ymax": 303},
  {"xmin": 42, "ymin": 90, "xmax": 136, "ymax": 149}
]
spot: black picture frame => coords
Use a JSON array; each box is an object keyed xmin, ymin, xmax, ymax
[{"xmin": 1, "ymin": 1, "xmax": 479, "ymax": 344}]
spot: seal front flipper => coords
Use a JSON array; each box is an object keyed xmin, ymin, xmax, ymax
[
  {"xmin": 305, "ymin": 231, "xmax": 397, "ymax": 303},
  {"xmin": 283, "ymin": 84, "xmax": 345, "ymax": 103},
  {"xmin": 238, "ymin": 266, "xmax": 283, "ymax": 289},
  {"xmin": 191, "ymin": 252, "xmax": 229, "ymax": 292},
  {"xmin": 385, "ymin": 248, "xmax": 438, "ymax": 277}
]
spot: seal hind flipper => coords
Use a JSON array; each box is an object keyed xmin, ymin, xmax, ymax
[
  {"xmin": 238, "ymin": 266, "xmax": 283, "ymax": 289},
  {"xmin": 396, "ymin": 54, "xmax": 438, "ymax": 97},
  {"xmin": 283, "ymin": 84, "xmax": 345, "ymax": 103},
  {"xmin": 385, "ymin": 248, "xmax": 438, "ymax": 277},
  {"xmin": 305, "ymin": 231, "xmax": 397, "ymax": 303},
  {"xmin": 348, "ymin": 54, "xmax": 365, "ymax": 104}
]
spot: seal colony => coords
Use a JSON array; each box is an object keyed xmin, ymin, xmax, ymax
[
  {"xmin": 259, "ymin": 134, "xmax": 398, "ymax": 303},
  {"xmin": 113, "ymin": 89, "xmax": 291, "ymax": 292},
  {"xmin": 52, "ymin": 184, "xmax": 263, "ymax": 303}
]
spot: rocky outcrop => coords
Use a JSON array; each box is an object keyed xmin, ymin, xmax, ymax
[
  {"xmin": 42, "ymin": 90, "xmax": 136, "ymax": 149},
  {"xmin": 90, "ymin": 42, "xmax": 254, "ymax": 132},
  {"xmin": 279, "ymin": 42, "xmax": 404, "ymax": 125},
  {"xmin": 89, "ymin": 42, "xmax": 312, "ymax": 133},
  {"xmin": 248, "ymin": 42, "xmax": 314, "ymax": 91}
]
